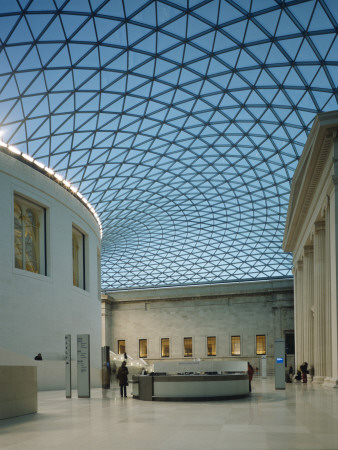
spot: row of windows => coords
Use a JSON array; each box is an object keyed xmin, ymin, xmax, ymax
[
  {"xmin": 118, "ymin": 335, "xmax": 267, "ymax": 359},
  {"xmin": 14, "ymin": 194, "xmax": 86, "ymax": 289}
]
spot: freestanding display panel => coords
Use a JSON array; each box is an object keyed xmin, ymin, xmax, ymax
[
  {"xmin": 77, "ymin": 334, "xmax": 90, "ymax": 398},
  {"xmin": 65, "ymin": 334, "xmax": 71, "ymax": 398},
  {"xmin": 275, "ymin": 338, "xmax": 285, "ymax": 390}
]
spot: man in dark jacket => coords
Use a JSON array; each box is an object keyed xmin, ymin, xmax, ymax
[{"xmin": 117, "ymin": 360, "xmax": 129, "ymax": 397}]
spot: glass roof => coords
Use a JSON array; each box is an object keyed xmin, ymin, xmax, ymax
[{"xmin": 0, "ymin": 0, "xmax": 337, "ymax": 289}]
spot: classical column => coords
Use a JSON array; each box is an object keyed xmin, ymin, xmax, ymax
[
  {"xmin": 293, "ymin": 261, "xmax": 304, "ymax": 369},
  {"xmin": 313, "ymin": 221, "xmax": 326, "ymax": 383},
  {"xmin": 324, "ymin": 199, "xmax": 332, "ymax": 381},
  {"xmin": 101, "ymin": 297, "xmax": 112, "ymax": 348},
  {"xmin": 303, "ymin": 245, "xmax": 314, "ymax": 368}
]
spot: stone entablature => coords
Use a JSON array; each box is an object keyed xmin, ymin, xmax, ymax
[{"xmin": 283, "ymin": 110, "xmax": 338, "ymax": 387}]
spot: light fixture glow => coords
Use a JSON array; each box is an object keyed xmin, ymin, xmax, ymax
[{"xmin": 8, "ymin": 145, "xmax": 21, "ymax": 155}]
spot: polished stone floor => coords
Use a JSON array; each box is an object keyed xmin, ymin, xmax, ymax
[{"xmin": 1, "ymin": 377, "xmax": 338, "ymax": 450}]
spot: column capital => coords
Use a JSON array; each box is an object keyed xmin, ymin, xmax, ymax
[
  {"xmin": 320, "ymin": 196, "xmax": 329, "ymax": 218},
  {"xmin": 303, "ymin": 245, "xmax": 313, "ymax": 256},
  {"xmin": 314, "ymin": 220, "xmax": 325, "ymax": 233}
]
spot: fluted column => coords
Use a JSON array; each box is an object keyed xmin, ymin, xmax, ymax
[
  {"xmin": 303, "ymin": 245, "xmax": 314, "ymax": 368},
  {"xmin": 101, "ymin": 298, "xmax": 112, "ymax": 348},
  {"xmin": 325, "ymin": 200, "xmax": 332, "ymax": 379},
  {"xmin": 294, "ymin": 261, "xmax": 304, "ymax": 369},
  {"xmin": 313, "ymin": 221, "xmax": 326, "ymax": 383}
]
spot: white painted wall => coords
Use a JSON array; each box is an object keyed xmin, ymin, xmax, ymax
[{"xmin": 0, "ymin": 151, "xmax": 101, "ymax": 390}]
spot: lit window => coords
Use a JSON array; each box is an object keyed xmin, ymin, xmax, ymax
[
  {"xmin": 184, "ymin": 337, "xmax": 192, "ymax": 357},
  {"xmin": 14, "ymin": 194, "xmax": 46, "ymax": 275},
  {"xmin": 161, "ymin": 338, "xmax": 170, "ymax": 357},
  {"xmin": 231, "ymin": 336, "xmax": 241, "ymax": 356},
  {"xmin": 207, "ymin": 336, "xmax": 216, "ymax": 356},
  {"xmin": 72, "ymin": 226, "xmax": 85, "ymax": 289},
  {"xmin": 139, "ymin": 339, "xmax": 147, "ymax": 358},
  {"xmin": 118, "ymin": 340, "xmax": 125, "ymax": 354},
  {"xmin": 256, "ymin": 335, "xmax": 266, "ymax": 355}
]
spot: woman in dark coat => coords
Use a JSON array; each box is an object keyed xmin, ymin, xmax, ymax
[
  {"xmin": 248, "ymin": 362, "xmax": 254, "ymax": 392},
  {"xmin": 117, "ymin": 360, "xmax": 129, "ymax": 397}
]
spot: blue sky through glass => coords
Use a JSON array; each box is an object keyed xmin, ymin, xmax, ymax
[{"xmin": 0, "ymin": 0, "xmax": 337, "ymax": 289}]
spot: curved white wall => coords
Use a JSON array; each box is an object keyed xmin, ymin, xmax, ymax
[{"xmin": 0, "ymin": 151, "xmax": 101, "ymax": 389}]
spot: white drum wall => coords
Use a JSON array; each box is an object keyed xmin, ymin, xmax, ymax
[{"xmin": 0, "ymin": 151, "xmax": 101, "ymax": 389}]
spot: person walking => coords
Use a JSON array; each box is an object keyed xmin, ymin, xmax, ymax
[
  {"xmin": 248, "ymin": 362, "xmax": 254, "ymax": 392},
  {"xmin": 117, "ymin": 360, "xmax": 129, "ymax": 397}
]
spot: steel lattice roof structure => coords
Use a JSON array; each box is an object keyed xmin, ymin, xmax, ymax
[{"xmin": 0, "ymin": 0, "xmax": 337, "ymax": 289}]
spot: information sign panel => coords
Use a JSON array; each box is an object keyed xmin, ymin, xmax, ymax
[
  {"xmin": 275, "ymin": 339, "xmax": 285, "ymax": 390},
  {"xmin": 65, "ymin": 334, "xmax": 71, "ymax": 398},
  {"xmin": 77, "ymin": 334, "xmax": 90, "ymax": 398}
]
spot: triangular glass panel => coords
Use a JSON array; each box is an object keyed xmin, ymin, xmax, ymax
[
  {"xmin": 103, "ymin": 24, "xmax": 127, "ymax": 47},
  {"xmin": 187, "ymin": 14, "xmax": 211, "ymax": 38},
  {"xmin": 327, "ymin": 36, "xmax": 338, "ymax": 60},
  {"xmin": 213, "ymin": 32, "xmax": 236, "ymax": 53},
  {"xmin": 132, "ymin": 2, "xmax": 156, "ymax": 26},
  {"xmin": 72, "ymin": 18, "xmax": 97, "ymax": 42},
  {"xmin": 267, "ymin": 44, "xmax": 289, "ymax": 65},
  {"xmin": 127, "ymin": 23, "xmax": 151, "ymax": 46},
  {"xmin": 163, "ymin": 15, "xmax": 187, "ymax": 39},
  {"xmin": 309, "ymin": 2, "xmax": 333, "ymax": 32},
  {"xmin": 296, "ymin": 38, "xmax": 320, "ymax": 62},
  {"xmin": 48, "ymin": 45, "xmax": 72, "ymax": 67},
  {"xmin": 156, "ymin": 2, "xmax": 182, "ymax": 26},
  {"xmin": 5, "ymin": 44, "xmax": 31, "ymax": 70},
  {"xmin": 163, "ymin": 44, "xmax": 185, "ymax": 64},
  {"xmin": 254, "ymin": 9, "xmax": 280, "ymax": 35},
  {"xmin": 219, "ymin": 1, "xmax": 243, "ymax": 24},
  {"xmin": 60, "ymin": 13, "xmax": 88, "ymax": 39},
  {"xmin": 97, "ymin": 0, "xmax": 125, "ymax": 18},
  {"xmin": 310, "ymin": 34, "xmax": 335, "ymax": 59},
  {"xmin": 94, "ymin": 17, "xmax": 120, "ymax": 41}
]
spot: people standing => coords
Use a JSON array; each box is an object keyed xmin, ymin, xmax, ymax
[
  {"xmin": 248, "ymin": 362, "xmax": 254, "ymax": 392},
  {"xmin": 117, "ymin": 360, "xmax": 129, "ymax": 397},
  {"xmin": 300, "ymin": 362, "xmax": 308, "ymax": 383}
]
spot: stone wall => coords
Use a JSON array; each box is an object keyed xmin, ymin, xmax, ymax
[{"xmin": 102, "ymin": 278, "xmax": 294, "ymax": 375}]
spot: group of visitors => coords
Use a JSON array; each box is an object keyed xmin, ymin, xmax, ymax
[{"xmin": 293, "ymin": 362, "xmax": 314, "ymax": 383}]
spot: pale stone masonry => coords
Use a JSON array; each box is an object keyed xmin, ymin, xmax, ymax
[
  {"xmin": 102, "ymin": 278, "xmax": 294, "ymax": 375},
  {"xmin": 283, "ymin": 110, "xmax": 338, "ymax": 387}
]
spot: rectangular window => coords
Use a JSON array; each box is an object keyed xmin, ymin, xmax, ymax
[
  {"xmin": 139, "ymin": 339, "xmax": 147, "ymax": 358},
  {"xmin": 72, "ymin": 226, "xmax": 85, "ymax": 289},
  {"xmin": 231, "ymin": 336, "xmax": 241, "ymax": 356},
  {"xmin": 207, "ymin": 336, "xmax": 216, "ymax": 356},
  {"xmin": 161, "ymin": 338, "xmax": 170, "ymax": 357},
  {"xmin": 184, "ymin": 337, "xmax": 192, "ymax": 357},
  {"xmin": 118, "ymin": 340, "xmax": 125, "ymax": 355},
  {"xmin": 14, "ymin": 194, "xmax": 46, "ymax": 275},
  {"xmin": 256, "ymin": 335, "xmax": 266, "ymax": 355}
]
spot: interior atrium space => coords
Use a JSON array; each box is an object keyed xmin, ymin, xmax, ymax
[{"xmin": 1, "ymin": 0, "xmax": 338, "ymax": 448}]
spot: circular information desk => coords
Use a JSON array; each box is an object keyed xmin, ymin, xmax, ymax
[{"xmin": 132, "ymin": 373, "xmax": 249, "ymax": 401}]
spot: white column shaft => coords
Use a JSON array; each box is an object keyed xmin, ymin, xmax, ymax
[
  {"xmin": 313, "ymin": 221, "xmax": 326, "ymax": 381},
  {"xmin": 303, "ymin": 245, "xmax": 314, "ymax": 367}
]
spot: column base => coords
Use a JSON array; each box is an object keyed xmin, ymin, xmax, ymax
[
  {"xmin": 312, "ymin": 376, "xmax": 325, "ymax": 384},
  {"xmin": 323, "ymin": 377, "xmax": 338, "ymax": 388}
]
